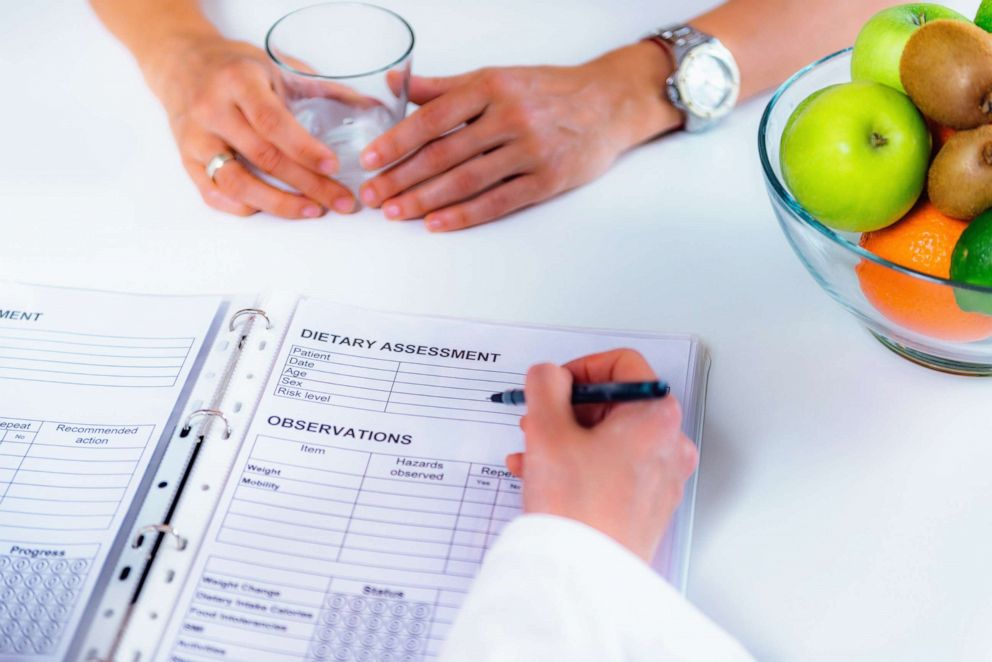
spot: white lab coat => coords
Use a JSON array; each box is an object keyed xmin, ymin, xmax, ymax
[{"xmin": 440, "ymin": 514, "xmax": 753, "ymax": 661}]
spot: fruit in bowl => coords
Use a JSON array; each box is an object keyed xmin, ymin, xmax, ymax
[
  {"xmin": 900, "ymin": 19, "xmax": 992, "ymax": 130},
  {"xmin": 928, "ymin": 125, "xmax": 992, "ymax": 220},
  {"xmin": 857, "ymin": 202, "xmax": 992, "ymax": 342},
  {"xmin": 779, "ymin": 81, "xmax": 930, "ymax": 232},
  {"xmin": 951, "ymin": 211, "xmax": 992, "ymax": 314},
  {"xmin": 761, "ymin": 2, "xmax": 992, "ymax": 374},
  {"xmin": 851, "ymin": 3, "xmax": 968, "ymax": 94}
]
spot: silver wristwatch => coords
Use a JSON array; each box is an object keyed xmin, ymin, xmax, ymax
[{"xmin": 647, "ymin": 25, "xmax": 740, "ymax": 132}]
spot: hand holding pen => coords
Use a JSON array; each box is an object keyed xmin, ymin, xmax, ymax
[{"xmin": 503, "ymin": 349, "xmax": 697, "ymax": 562}]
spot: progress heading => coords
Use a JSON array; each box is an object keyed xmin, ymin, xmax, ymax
[{"xmin": 300, "ymin": 328, "xmax": 502, "ymax": 363}]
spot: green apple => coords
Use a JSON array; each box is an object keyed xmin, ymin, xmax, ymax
[
  {"xmin": 851, "ymin": 3, "xmax": 968, "ymax": 93},
  {"xmin": 977, "ymin": 0, "xmax": 992, "ymax": 32},
  {"xmin": 780, "ymin": 81, "xmax": 931, "ymax": 233}
]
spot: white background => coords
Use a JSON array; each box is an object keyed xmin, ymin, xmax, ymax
[{"xmin": 1, "ymin": 1, "xmax": 990, "ymax": 660}]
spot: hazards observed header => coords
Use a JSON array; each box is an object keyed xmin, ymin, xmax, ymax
[{"xmin": 300, "ymin": 328, "xmax": 502, "ymax": 363}]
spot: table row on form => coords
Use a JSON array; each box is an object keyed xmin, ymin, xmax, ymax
[
  {"xmin": 0, "ymin": 418, "xmax": 154, "ymax": 530},
  {"xmin": 0, "ymin": 326, "xmax": 195, "ymax": 388},
  {"xmin": 273, "ymin": 346, "xmax": 525, "ymax": 426},
  {"xmin": 224, "ymin": 435, "xmax": 522, "ymax": 577},
  {"xmin": 170, "ymin": 555, "xmax": 466, "ymax": 661}
]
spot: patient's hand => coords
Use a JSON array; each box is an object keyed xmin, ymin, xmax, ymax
[
  {"xmin": 359, "ymin": 42, "xmax": 681, "ymax": 232},
  {"xmin": 506, "ymin": 349, "xmax": 697, "ymax": 562},
  {"xmin": 147, "ymin": 35, "xmax": 356, "ymax": 218}
]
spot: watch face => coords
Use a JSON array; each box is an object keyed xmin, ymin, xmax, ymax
[{"xmin": 677, "ymin": 44, "xmax": 740, "ymax": 119}]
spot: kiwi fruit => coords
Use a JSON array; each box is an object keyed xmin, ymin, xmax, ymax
[
  {"xmin": 929, "ymin": 125, "xmax": 992, "ymax": 219},
  {"xmin": 901, "ymin": 20, "xmax": 992, "ymax": 130}
]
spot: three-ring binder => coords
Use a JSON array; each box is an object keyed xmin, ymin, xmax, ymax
[
  {"xmin": 229, "ymin": 307, "xmax": 272, "ymax": 349},
  {"xmin": 79, "ymin": 302, "xmax": 281, "ymax": 661},
  {"xmin": 179, "ymin": 408, "xmax": 231, "ymax": 440},
  {"xmin": 132, "ymin": 524, "xmax": 187, "ymax": 551},
  {"xmin": 174, "ymin": 307, "xmax": 274, "ymax": 443}
]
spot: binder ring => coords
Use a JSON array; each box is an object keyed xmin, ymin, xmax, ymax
[
  {"xmin": 229, "ymin": 308, "xmax": 272, "ymax": 349},
  {"xmin": 132, "ymin": 524, "xmax": 187, "ymax": 551},
  {"xmin": 180, "ymin": 408, "xmax": 232, "ymax": 440}
]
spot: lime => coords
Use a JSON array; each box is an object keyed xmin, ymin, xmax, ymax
[
  {"xmin": 951, "ymin": 210, "xmax": 992, "ymax": 314},
  {"xmin": 977, "ymin": 0, "xmax": 992, "ymax": 32}
]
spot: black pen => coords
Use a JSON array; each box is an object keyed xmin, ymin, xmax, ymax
[{"xmin": 490, "ymin": 380, "xmax": 670, "ymax": 406}]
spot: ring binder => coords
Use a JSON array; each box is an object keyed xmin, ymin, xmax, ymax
[
  {"xmin": 132, "ymin": 524, "xmax": 187, "ymax": 551},
  {"xmin": 179, "ymin": 408, "xmax": 232, "ymax": 440},
  {"xmin": 229, "ymin": 307, "xmax": 273, "ymax": 349}
]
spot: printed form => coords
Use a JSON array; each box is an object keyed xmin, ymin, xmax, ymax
[
  {"xmin": 0, "ymin": 283, "xmax": 221, "ymax": 661},
  {"xmin": 158, "ymin": 298, "xmax": 696, "ymax": 662}
]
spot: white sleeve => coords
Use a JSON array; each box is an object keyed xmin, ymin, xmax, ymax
[{"xmin": 439, "ymin": 514, "xmax": 753, "ymax": 662}]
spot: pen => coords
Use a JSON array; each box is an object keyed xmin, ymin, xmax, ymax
[{"xmin": 490, "ymin": 380, "xmax": 670, "ymax": 405}]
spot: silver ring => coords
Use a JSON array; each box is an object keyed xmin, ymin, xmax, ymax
[
  {"xmin": 205, "ymin": 152, "xmax": 235, "ymax": 182},
  {"xmin": 229, "ymin": 308, "xmax": 273, "ymax": 333},
  {"xmin": 179, "ymin": 408, "xmax": 232, "ymax": 441},
  {"xmin": 229, "ymin": 307, "xmax": 274, "ymax": 350}
]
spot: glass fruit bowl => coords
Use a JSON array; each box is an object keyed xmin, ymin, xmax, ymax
[{"xmin": 759, "ymin": 48, "xmax": 992, "ymax": 376}]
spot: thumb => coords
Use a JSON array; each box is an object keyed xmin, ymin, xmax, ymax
[
  {"xmin": 405, "ymin": 73, "xmax": 473, "ymax": 105},
  {"xmin": 522, "ymin": 364, "xmax": 578, "ymax": 441}
]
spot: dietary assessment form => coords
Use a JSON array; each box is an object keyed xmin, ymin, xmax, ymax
[{"xmin": 156, "ymin": 298, "xmax": 698, "ymax": 662}]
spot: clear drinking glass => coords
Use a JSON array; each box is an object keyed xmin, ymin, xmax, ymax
[{"xmin": 265, "ymin": 2, "xmax": 414, "ymax": 191}]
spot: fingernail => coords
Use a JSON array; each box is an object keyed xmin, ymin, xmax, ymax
[
  {"xmin": 302, "ymin": 205, "xmax": 322, "ymax": 218},
  {"xmin": 425, "ymin": 215, "xmax": 446, "ymax": 232},
  {"xmin": 333, "ymin": 197, "xmax": 355, "ymax": 213},
  {"xmin": 361, "ymin": 150, "xmax": 381, "ymax": 170},
  {"xmin": 383, "ymin": 203, "xmax": 401, "ymax": 219},
  {"xmin": 360, "ymin": 186, "xmax": 378, "ymax": 206},
  {"xmin": 319, "ymin": 159, "xmax": 338, "ymax": 176}
]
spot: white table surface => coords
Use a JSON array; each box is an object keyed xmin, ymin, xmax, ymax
[{"xmin": 3, "ymin": 1, "xmax": 990, "ymax": 660}]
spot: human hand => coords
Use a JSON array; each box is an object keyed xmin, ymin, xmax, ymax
[
  {"xmin": 358, "ymin": 42, "xmax": 681, "ymax": 231},
  {"xmin": 146, "ymin": 34, "xmax": 356, "ymax": 218},
  {"xmin": 506, "ymin": 349, "xmax": 698, "ymax": 562}
]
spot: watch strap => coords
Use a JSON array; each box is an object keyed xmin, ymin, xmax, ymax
[{"xmin": 650, "ymin": 25, "xmax": 710, "ymax": 62}]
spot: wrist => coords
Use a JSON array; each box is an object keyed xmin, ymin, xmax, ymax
[
  {"xmin": 589, "ymin": 41, "xmax": 684, "ymax": 150},
  {"xmin": 137, "ymin": 25, "xmax": 221, "ymax": 109}
]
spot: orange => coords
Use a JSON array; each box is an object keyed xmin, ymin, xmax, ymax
[
  {"xmin": 927, "ymin": 118, "xmax": 956, "ymax": 153},
  {"xmin": 934, "ymin": 124, "xmax": 956, "ymax": 150},
  {"xmin": 857, "ymin": 201, "xmax": 992, "ymax": 342}
]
